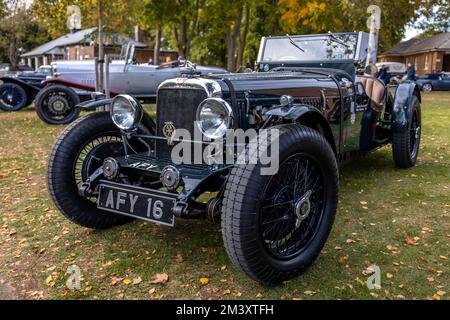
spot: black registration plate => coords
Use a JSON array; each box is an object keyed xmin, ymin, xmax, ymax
[{"xmin": 97, "ymin": 181, "xmax": 177, "ymax": 227}]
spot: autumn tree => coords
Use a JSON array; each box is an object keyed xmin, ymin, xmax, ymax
[
  {"xmin": 277, "ymin": 0, "xmax": 441, "ymax": 52},
  {"xmin": 32, "ymin": 0, "xmax": 142, "ymax": 38}
]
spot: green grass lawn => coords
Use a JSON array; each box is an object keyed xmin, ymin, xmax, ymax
[{"xmin": 0, "ymin": 92, "xmax": 448, "ymax": 300}]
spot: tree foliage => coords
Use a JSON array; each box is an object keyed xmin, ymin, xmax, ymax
[{"xmin": 1, "ymin": 0, "xmax": 449, "ymax": 69}]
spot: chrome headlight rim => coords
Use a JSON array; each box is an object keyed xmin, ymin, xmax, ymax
[
  {"xmin": 196, "ymin": 98, "xmax": 233, "ymax": 139},
  {"xmin": 110, "ymin": 94, "xmax": 143, "ymax": 131}
]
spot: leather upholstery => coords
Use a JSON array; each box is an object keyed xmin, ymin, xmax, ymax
[{"xmin": 359, "ymin": 76, "xmax": 386, "ymax": 111}]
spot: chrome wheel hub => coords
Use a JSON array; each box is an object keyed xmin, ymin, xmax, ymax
[
  {"xmin": 48, "ymin": 96, "xmax": 68, "ymax": 114},
  {"xmin": 294, "ymin": 190, "xmax": 312, "ymax": 227}
]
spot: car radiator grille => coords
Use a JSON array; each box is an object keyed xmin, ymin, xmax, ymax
[{"xmin": 156, "ymin": 88, "xmax": 208, "ymax": 159}]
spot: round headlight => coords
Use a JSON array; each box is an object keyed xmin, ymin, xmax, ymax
[
  {"xmin": 111, "ymin": 95, "xmax": 143, "ymax": 131},
  {"xmin": 196, "ymin": 98, "xmax": 232, "ymax": 139}
]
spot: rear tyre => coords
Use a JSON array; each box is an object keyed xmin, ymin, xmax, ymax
[
  {"xmin": 35, "ymin": 85, "xmax": 80, "ymax": 124},
  {"xmin": 422, "ymin": 83, "xmax": 432, "ymax": 93},
  {"xmin": 392, "ymin": 96, "xmax": 421, "ymax": 168},
  {"xmin": 46, "ymin": 111, "xmax": 154, "ymax": 229},
  {"xmin": 0, "ymin": 83, "xmax": 28, "ymax": 111},
  {"xmin": 221, "ymin": 124, "xmax": 338, "ymax": 285}
]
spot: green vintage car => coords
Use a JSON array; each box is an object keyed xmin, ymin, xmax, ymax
[{"xmin": 46, "ymin": 32, "xmax": 421, "ymax": 285}]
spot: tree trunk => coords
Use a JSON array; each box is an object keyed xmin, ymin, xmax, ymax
[
  {"xmin": 237, "ymin": 2, "xmax": 250, "ymax": 70},
  {"xmin": 226, "ymin": 1, "xmax": 243, "ymax": 72},
  {"xmin": 8, "ymin": 41, "xmax": 18, "ymax": 69},
  {"xmin": 154, "ymin": 24, "xmax": 161, "ymax": 64}
]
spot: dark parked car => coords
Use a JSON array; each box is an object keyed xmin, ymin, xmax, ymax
[
  {"xmin": 416, "ymin": 72, "xmax": 450, "ymax": 93},
  {"xmin": 0, "ymin": 65, "xmax": 52, "ymax": 111},
  {"xmin": 46, "ymin": 32, "xmax": 422, "ymax": 285}
]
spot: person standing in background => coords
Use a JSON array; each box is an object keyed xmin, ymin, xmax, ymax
[{"xmin": 405, "ymin": 62, "xmax": 416, "ymax": 81}]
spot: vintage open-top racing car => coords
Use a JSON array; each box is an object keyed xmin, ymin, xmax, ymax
[
  {"xmin": 46, "ymin": 31, "xmax": 421, "ymax": 285},
  {"xmin": 0, "ymin": 65, "xmax": 53, "ymax": 111}
]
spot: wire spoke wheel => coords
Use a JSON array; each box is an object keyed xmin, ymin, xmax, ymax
[
  {"xmin": 259, "ymin": 153, "xmax": 324, "ymax": 259},
  {"xmin": 73, "ymin": 134, "xmax": 123, "ymax": 202},
  {"xmin": 41, "ymin": 92, "xmax": 78, "ymax": 120}
]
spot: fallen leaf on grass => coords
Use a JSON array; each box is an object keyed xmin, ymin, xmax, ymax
[
  {"xmin": 386, "ymin": 273, "xmax": 393, "ymax": 279},
  {"xmin": 132, "ymin": 277, "xmax": 142, "ymax": 285},
  {"xmin": 149, "ymin": 288, "xmax": 156, "ymax": 294},
  {"xmin": 386, "ymin": 244, "xmax": 399, "ymax": 254},
  {"xmin": 110, "ymin": 277, "xmax": 123, "ymax": 285},
  {"xmin": 201, "ymin": 247, "xmax": 216, "ymax": 254},
  {"xmin": 405, "ymin": 236, "xmax": 420, "ymax": 246},
  {"xmin": 338, "ymin": 256, "xmax": 348, "ymax": 264},
  {"xmin": 199, "ymin": 277, "xmax": 209, "ymax": 285},
  {"xmin": 149, "ymin": 273, "xmax": 169, "ymax": 284},
  {"xmin": 439, "ymin": 255, "xmax": 447, "ymax": 260},
  {"xmin": 304, "ymin": 290, "xmax": 316, "ymax": 296},
  {"xmin": 174, "ymin": 253, "xmax": 183, "ymax": 263},
  {"xmin": 223, "ymin": 289, "xmax": 231, "ymax": 295},
  {"xmin": 45, "ymin": 275, "xmax": 55, "ymax": 287},
  {"xmin": 123, "ymin": 279, "xmax": 132, "ymax": 285}
]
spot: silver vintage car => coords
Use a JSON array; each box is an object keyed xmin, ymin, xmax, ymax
[{"xmin": 35, "ymin": 45, "xmax": 228, "ymax": 124}]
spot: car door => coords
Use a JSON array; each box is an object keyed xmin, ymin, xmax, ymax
[
  {"xmin": 439, "ymin": 73, "xmax": 450, "ymax": 90},
  {"xmin": 342, "ymin": 78, "xmax": 369, "ymax": 152}
]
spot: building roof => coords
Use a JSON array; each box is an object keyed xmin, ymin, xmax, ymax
[
  {"xmin": 21, "ymin": 27, "xmax": 147, "ymax": 58},
  {"xmin": 380, "ymin": 32, "xmax": 450, "ymax": 57}
]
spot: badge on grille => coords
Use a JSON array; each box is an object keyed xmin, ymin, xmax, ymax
[{"xmin": 163, "ymin": 121, "xmax": 176, "ymax": 145}]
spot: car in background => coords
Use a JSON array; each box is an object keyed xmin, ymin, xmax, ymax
[
  {"xmin": 416, "ymin": 72, "xmax": 450, "ymax": 93},
  {"xmin": 0, "ymin": 65, "xmax": 53, "ymax": 111},
  {"xmin": 376, "ymin": 62, "xmax": 406, "ymax": 75},
  {"xmin": 34, "ymin": 45, "xmax": 228, "ymax": 124}
]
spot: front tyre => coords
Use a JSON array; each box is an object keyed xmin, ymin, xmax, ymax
[
  {"xmin": 47, "ymin": 112, "xmax": 134, "ymax": 229},
  {"xmin": 35, "ymin": 85, "xmax": 81, "ymax": 124},
  {"xmin": 421, "ymin": 83, "xmax": 432, "ymax": 93},
  {"xmin": 0, "ymin": 83, "xmax": 28, "ymax": 111},
  {"xmin": 392, "ymin": 96, "xmax": 421, "ymax": 168},
  {"xmin": 221, "ymin": 125, "xmax": 339, "ymax": 285}
]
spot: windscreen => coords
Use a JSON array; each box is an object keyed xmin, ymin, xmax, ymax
[{"xmin": 261, "ymin": 33, "xmax": 359, "ymax": 62}]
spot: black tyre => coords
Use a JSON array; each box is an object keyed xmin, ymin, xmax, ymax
[
  {"xmin": 421, "ymin": 83, "xmax": 432, "ymax": 93},
  {"xmin": 35, "ymin": 85, "xmax": 80, "ymax": 125},
  {"xmin": 221, "ymin": 124, "xmax": 339, "ymax": 285},
  {"xmin": 392, "ymin": 96, "xmax": 421, "ymax": 168},
  {"xmin": 46, "ymin": 111, "xmax": 154, "ymax": 229},
  {"xmin": 0, "ymin": 83, "xmax": 28, "ymax": 111}
]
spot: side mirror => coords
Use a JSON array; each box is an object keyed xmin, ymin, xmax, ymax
[{"xmin": 365, "ymin": 63, "xmax": 378, "ymax": 76}]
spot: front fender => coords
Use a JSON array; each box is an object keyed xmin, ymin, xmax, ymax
[
  {"xmin": 77, "ymin": 98, "xmax": 113, "ymax": 110},
  {"xmin": 0, "ymin": 77, "xmax": 41, "ymax": 93},
  {"xmin": 265, "ymin": 104, "xmax": 318, "ymax": 120},
  {"xmin": 266, "ymin": 104, "xmax": 337, "ymax": 154},
  {"xmin": 392, "ymin": 82, "xmax": 421, "ymax": 133}
]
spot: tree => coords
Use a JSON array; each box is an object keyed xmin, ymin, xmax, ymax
[
  {"xmin": 0, "ymin": 0, "xmax": 47, "ymax": 68},
  {"xmin": 413, "ymin": 0, "xmax": 450, "ymax": 36},
  {"xmin": 32, "ymin": 0, "xmax": 142, "ymax": 38},
  {"xmin": 139, "ymin": 0, "xmax": 174, "ymax": 64},
  {"xmin": 277, "ymin": 0, "xmax": 437, "ymax": 52}
]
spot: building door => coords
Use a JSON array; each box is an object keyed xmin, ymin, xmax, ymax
[{"xmin": 443, "ymin": 54, "xmax": 450, "ymax": 72}]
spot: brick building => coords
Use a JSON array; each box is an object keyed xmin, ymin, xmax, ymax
[{"xmin": 378, "ymin": 32, "xmax": 450, "ymax": 76}]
